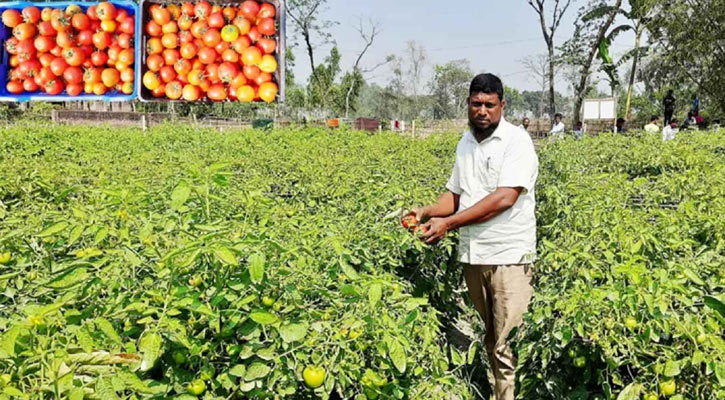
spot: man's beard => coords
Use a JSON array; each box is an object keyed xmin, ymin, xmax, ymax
[{"xmin": 469, "ymin": 120, "xmax": 499, "ymax": 142}]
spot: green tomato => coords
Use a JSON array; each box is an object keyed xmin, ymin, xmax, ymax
[
  {"xmin": 573, "ymin": 356, "xmax": 587, "ymax": 368},
  {"xmin": 273, "ymin": 302, "xmax": 282, "ymax": 311},
  {"xmin": 659, "ymin": 380, "xmax": 676, "ymax": 396},
  {"xmin": 262, "ymin": 296, "xmax": 275, "ymax": 307},
  {"xmin": 696, "ymin": 334, "xmax": 707, "ymax": 344},
  {"xmin": 226, "ymin": 344, "xmax": 241, "ymax": 357},
  {"xmin": 189, "ymin": 276, "xmax": 202, "ymax": 287},
  {"xmin": 172, "ymin": 350, "xmax": 187, "ymax": 365},
  {"xmin": 302, "ymin": 365, "xmax": 325, "ymax": 388},
  {"xmin": 364, "ymin": 388, "xmax": 379, "ymax": 400},
  {"xmin": 644, "ymin": 393, "xmax": 659, "ymax": 400},
  {"xmin": 0, "ymin": 252, "xmax": 11, "ymax": 265},
  {"xmin": 187, "ymin": 379, "xmax": 206, "ymax": 396},
  {"xmin": 567, "ymin": 348, "xmax": 577, "ymax": 359},
  {"xmin": 200, "ymin": 365, "xmax": 215, "ymax": 381},
  {"xmin": 625, "ymin": 317, "xmax": 638, "ymax": 330}
]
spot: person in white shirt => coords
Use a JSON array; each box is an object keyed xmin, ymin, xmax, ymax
[
  {"xmin": 550, "ymin": 113, "xmax": 565, "ymax": 139},
  {"xmin": 663, "ymin": 118, "xmax": 679, "ymax": 141},
  {"xmin": 518, "ymin": 117, "xmax": 530, "ymax": 132},
  {"xmin": 644, "ymin": 116, "xmax": 660, "ymax": 133},
  {"xmin": 406, "ymin": 73, "xmax": 538, "ymax": 400},
  {"xmin": 573, "ymin": 121, "xmax": 584, "ymax": 140}
]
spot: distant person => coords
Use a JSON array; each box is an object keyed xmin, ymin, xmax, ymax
[
  {"xmin": 644, "ymin": 116, "xmax": 660, "ymax": 133},
  {"xmin": 691, "ymin": 94, "xmax": 700, "ymax": 115},
  {"xmin": 615, "ymin": 118, "xmax": 627, "ymax": 133},
  {"xmin": 519, "ymin": 117, "xmax": 530, "ymax": 132},
  {"xmin": 573, "ymin": 121, "xmax": 584, "ymax": 140},
  {"xmin": 663, "ymin": 90, "xmax": 676, "ymax": 125},
  {"xmin": 682, "ymin": 111, "xmax": 697, "ymax": 130},
  {"xmin": 550, "ymin": 113, "xmax": 565, "ymax": 139},
  {"xmin": 407, "ymin": 73, "xmax": 538, "ymax": 400},
  {"xmin": 712, "ymin": 119, "xmax": 722, "ymax": 130},
  {"xmin": 663, "ymin": 118, "xmax": 679, "ymax": 141}
]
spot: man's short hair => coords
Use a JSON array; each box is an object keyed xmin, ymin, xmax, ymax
[
  {"xmin": 522, "ymin": 117, "xmax": 530, "ymax": 122},
  {"xmin": 671, "ymin": 118, "xmax": 679, "ymax": 123},
  {"xmin": 650, "ymin": 115, "xmax": 659, "ymax": 122},
  {"xmin": 554, "ymin": 113, "xmax": 563, "ymax": 119},
  {"xmin": 617, "ymin": 118, "xmax": 626, "ymax": 124},
  {"xmin": 469, "ymin": 73, "xmax": 504, "ymax": 101}
]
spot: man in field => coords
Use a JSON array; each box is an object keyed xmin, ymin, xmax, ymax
[
  {"xmin": 644, "ymin": 116, "xmax": 660, "ymax": 133},
  {"xmin": 663, "ymin": 118, "xmax": 679, "ymax": 141},
  {"xmin": 518, "ymin": 117, "xmax": 530, "ymax": 132},
  {"xmin": 407, "ymin": 73, "xmax": 539, "ymax": 400},
  {"xmin": 550, "ymin": 113, "xmax": 565, "ymax": 139}
]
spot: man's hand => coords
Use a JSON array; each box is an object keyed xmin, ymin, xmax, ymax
[
  {"xmin": 421, "ymin": 217, "xmax": 449, "ymax": 244},
  {"xmin": 408, "ymin": 207, "xmax": 427, "ymax": 222}
]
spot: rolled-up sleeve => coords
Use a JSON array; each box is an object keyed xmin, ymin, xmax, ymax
[
  {"xmin": 446, "ymin": 158, "xmax": 462, "ymax": 195},
  {"xmin": 497, "ymin": 136, "xmax": 538, "ymax": 192}
]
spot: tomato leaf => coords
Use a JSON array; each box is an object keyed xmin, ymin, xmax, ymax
[
  {"xmin": 249, "ymin": 311, "xmax": 277, "ymax": 325},
  {"xmin": 69, "ymin": 387, "xmax": 84, "ymax": 400},
  {"xmin": 368, "ymin": 283, "xmax": 382, "ymax": 308},
  {"xmin": 38, "ymin": 221, "xmax": 69, "ymax": 237},
  {"xmin": 213, "ymin": 246, "xmax": 237, "ymax": 266},
  {"xmin": 0, "ymin": 325, "xmax": 23, "ymax": 359},
  {"xmin": 713, "ymin": 362, "xmax": 725, "ymax": 387},
  {"xmin": 170, "ymin": 180, "xmax": 191, "ymax": 211},
  {"xmin": 278, "ymin": 323, "xmax": 307, "ymax": 343},
  {"xmin": 704, "ymin": 296, "xmax": 725, "ymax": 318},
  {"xmin": 683, "ymin": 269, "xmax": 704, "ymax": 286},
  {"xmin": 664, "ymin": 360, "xmax": 681, "ymax": 377},
  {"xmin": 339, "ymin": 259, "xmax": 359, "ymax": 281},
  {"xmin": 95, "ymin": 376, "xmax": 119, "ymax": 400},
  {"xmin": 388, "ymin": 338, "xmax": 407, "ymax": 374},
  {"xmin": 95, "ymin": 318, "xmax": 122, "ymax": 345},
  {"xmin": 616, "ymin": 383, "xmax": 642, "ymax": 400},
  {"xmin": 244, "ymin": 362, "xmax": 271, "ymax": 381},
  {"xmin": 229, "ymin": 364, "xmax": 246, "ymax": 377},
  {"xmin": 248, "ymin": 253, "xmax": 265, "ymax": 284},
  {"xmin": 138, "ymin": 331, "xmax": 163, "ymax": 372}
]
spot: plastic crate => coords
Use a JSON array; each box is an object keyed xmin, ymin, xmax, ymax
[
  {"xmin": 0, "ymin": 1, "xmax": 141, "ymax": 102},
  {"xmin": 138, "ymin": 0, "xmax": 285, "ymax": 103}
]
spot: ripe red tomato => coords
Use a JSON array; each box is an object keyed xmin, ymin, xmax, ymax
[
  {"xmin": 5, "ymin": 37, "xmax": 19, "ymax": 55},
  {"xmin": 18, "ymin": 60, "xmax": 41, "ymax": 79},
  {"xmin": 243, "ymin": 65, "xmax": 260, "ymax": 80},
  {"xmin": 151, "ymin": 83, "xmax": 166, "ymax": 97},
  {"xmin": 146, "ymin": 54, "xmax": 164, "ymax": 72},
  {"xmin": 163, "ymin": 49, "xmax": 180, "ymax": 65},
  {"xmin": 96, "ymin": 2, "xmax": 117, "ymax": 21},
  {"xmin": 101, "ymin": 68, "xmax": 120, "ymax": 87},
  {"xmin": 230, "ymin": 73, "xmax": 247, "ymax": 89},
  {"xmin": 2, "ymin": 9, "xmax": 23, "ymax": 28},
  {"xmin": 162, "ymin": 33, "xmax": 179, "ymax": 49},
  {"xmin": 191, "ymin": 21, "xmax": 208, "ymax": 39},
  {"xmin": 93, "ymin": 82, "xmax": 107, "ymax": 95},
  {"xmin": 254, "ymin": 71, "xmax": 272, "ymax": 86},
  {"xmin": 34, "ymin": 36, "xmax": 55, "ymax": 53},
  {"xmin": 63, "ymin": 66, "xmax": 83, "ymax": 84},
  {"xmin": 115, "ymin": 8, "xmax": 129, "ymax": 23},
  {"xmin": 93, "ymin": 32, "xmax": 112, "ymax": 50},
  {"xmin": 77, "ymin": 29, "xmax": 94, "ymax": 46},
  {"xmin": 63, "ymin": 47, "xmax": 86, "ymax": 67},
  {"xmin": 194, "ymin": 1, "xmax": 211, "ymax": 20},
  {"xmin": 174, "ymin": 59, "xmax": 192, "ymax": 76},
  {"xmin": 23, "ymin": 78, "xmax": 39, "ymax": 92},
  {"xmin": 247, "ymin": 26, "xmax": 261, "ymax": 43},
  {"xmin": 207, "ymin": 83, "xmax": 227, "ymax": 101},
  {"xmin": 84, "ymin": 67, "xmax": 102, "ymax": 83},
  {"xmin": 147, "ymin": 38, "xmax": 163, "ymax": 55},
  {"xmin": 119, "ymin": 16, "xmax": 134, "ymax": 34},
  {"xmin": 87, "ymin": 6, "xmax": 99, "ymax": 21},
  {"xmin": 66, "ymin": 82, "xmax": 83, "ymax": 96},
  {"xmin": 91, "ymin": 51, "xmax": 109, "ymax": 67},
  {"xmin": 221, "ymin": 48, "xmax": 239, "ymax": 63},
  {"xmin": 56, "ymin": 31, "xmax": 76, "ymax": 49},
  {"xmin": 71, "ymin": 13, "xmax": 90, "ymax": 30},
  {"xmin": 22, "ymin": 6, "xmax": 41, "ymax": 24},
  {"xmin": 257, "ymin": 38, "xmax": 276, "ymax": 54},
  {"xmin": 17, "ymin": 39, "xmax": 37, "ymax": 62},
  {"xmin": 240, "ymin": 1, "xmax": 260, "ymax": 20},
  {"xmin": 232, "ymin": 16, "xmax": 251, "ymax": 36},
  {"xmin": 203, "ymin": 29, "xmax": 221, "ymax": 47},
  {"xmin": 39, "ymin": 53, "xmax": 54, "ymax": 67},
  {"xmin": 208, "ymin": 12, "xmax": 224, "ymax": 29},
  {"xmin": 237, "ymin": 85, "xmax": 254, "ymax": 102},
  {"xmin": 37, "ymin": 21, "xmax": 57, "ymax": 37},
  {"xmin": 241, "ymin": 46, "xmax": 262, "ymax": 66},
  {"xmin": 258, "ymin": 3, "xmax": 275, "ymax": 19},
  {"xmin": 181, "ymin": 2, "xmax": 194, "ymax": 17},
  {"xmin": 13, "ymin": 23, "xmax": 37, "ymax": 41},
  {"xmin": 165, "ymin": 80, "xmax": 183, "ymax": 99},
  {"xmin": 6, "ymin": 80, "xmax": 24, "ymax": 94},
  {"xmin": 117, "ymin": 33, "xmax": 132, "ymax": 49},
  {"xmin": 218, "ymin": 62, "xmax": 239, "ymax": 83},
  {"xmin": 159, "ymin": 65, "xmax": 177, "ymax": 83},
  {"xmin": 180, "ymin": 42, "xmax": 197, "ymax": 59},
  {"xmin": 257, "ymin": 18, "xmax": 275, "ymax": 36},
  {"xmin": 198, "ymin": 47, "xmax": 216, "ymax": 64},
  {"xmin": 151, "ymin": 7, "xmax": 171, "ymax": 25},
  {"xmin": 205, "ymin": 63, "xmax": 220, "ymax": 83},
  {"xmin": 49, "ymin": 57, "xmax": 68, "ymax": 76},
  {"xmin": 45, "ymin": 79, "xmax": 64, "ymax": 95},
  {"xmin": 118, "ymin": 48, "xmax": 134, "ymax": 65},
  {"xmin": 258, "ymin": 81, "xmax": 278, "ymax": 103},
  {"xmin": 147, "ymin": 21, "xmax": 162, "ymax": 37}
]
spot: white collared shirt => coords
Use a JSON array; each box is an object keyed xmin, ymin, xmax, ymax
[
  {"xmin": 644, "ymin": 123, "xmax": 659, "ymax": 133},
  {"xmin": 550, "ymin": 121, "xmax": 565, "ymax": 139},
  {"xmin": 446, "ymin": 117, "xmax": 539, "ymax": 265}
]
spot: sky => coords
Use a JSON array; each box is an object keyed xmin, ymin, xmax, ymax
[{"xmin": 287, "ymin": 0, "xmax": 636, "ymax": 95}]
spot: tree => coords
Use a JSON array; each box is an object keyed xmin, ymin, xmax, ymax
[
  {"xmin": 429, "ymin": 60, "xmax": 473, "ymax": 119},
  {"xmin": 560, "ymin": 0, "xmax": 623, "ymax": 124},
  {"xmin": 527, "ymin": 0, "xmax": 573, "ymax": 120},
  {"xmin": 343, "ymin": 18, "xmax": 385, "ymax": 118},
  {"xmin": 405, "ymin": 41, "xmax": 427, "ymax": 116},
  {"xmin": 286, "ymin": 0, "xmax": 336, "ymax": 83},
  {"xmin": 645, "ymin": 0, "xmax": 725, "ymax": 115},
  {"xmin": 520, "ymin": 54, "xmax": 558, "ymax": 117},
  {"xmin": 308, "ymin": 47, "xmax": 341, "ymax": 109}
]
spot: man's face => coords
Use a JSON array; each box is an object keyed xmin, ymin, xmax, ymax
[
  {"xmin": 671, "ymin": 121, "xmax": 678, "ymax": 129},
  {"xmin": 468, "ymin": 92, "xmax": 505, "ymax": 131},
  {"xmin": 522, "ymin": 118, "xmax": 530, "ymax": 128},
  {"xmin": 555, "ymin": 115, "xmax": 562, "ymax": 124}
]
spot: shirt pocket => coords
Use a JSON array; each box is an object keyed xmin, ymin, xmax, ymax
[{"xmin": 478, "ymin": 152, "xmax": 504, "ymax": 191}]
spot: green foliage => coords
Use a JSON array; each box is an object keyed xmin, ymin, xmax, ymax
[
  {"xmin": 517, "ymin": 131, "xmax": 725, "ymax": 399},
  {"xmin": 0, "ymin": 122, "xmax": 473, "ymax": 399},
  {"xmin": 429, "ymin": 60, "xmax": 473, "ymax": 119}
]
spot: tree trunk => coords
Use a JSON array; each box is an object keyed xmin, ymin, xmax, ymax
[
  {"xmin": 547, "ymin": 44, "xmax": 556, "ymax": 119},
  {"xmin": 572, "ymin": 0, "xmax": 623, "ymax": 124},
  {"xmin": 304, "ymin": 29, "xmax": 316, "ymax": 81},
  {"xmin": 624, "ymin": 23, "xmax": 643, "ymax": 120}
]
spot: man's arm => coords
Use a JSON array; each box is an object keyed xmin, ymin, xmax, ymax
[
  {"xmin": 412, "ymin": 191, "xmax": 460, "ymax": 221},
  {"xmin": 421, "ymin": 187, "xmax": 522, "ymax": 243}
]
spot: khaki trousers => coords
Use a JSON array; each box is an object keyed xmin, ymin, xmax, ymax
[{"xmin": 463, "ymin": 264, "xmax": 534, "ymax": 400}]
